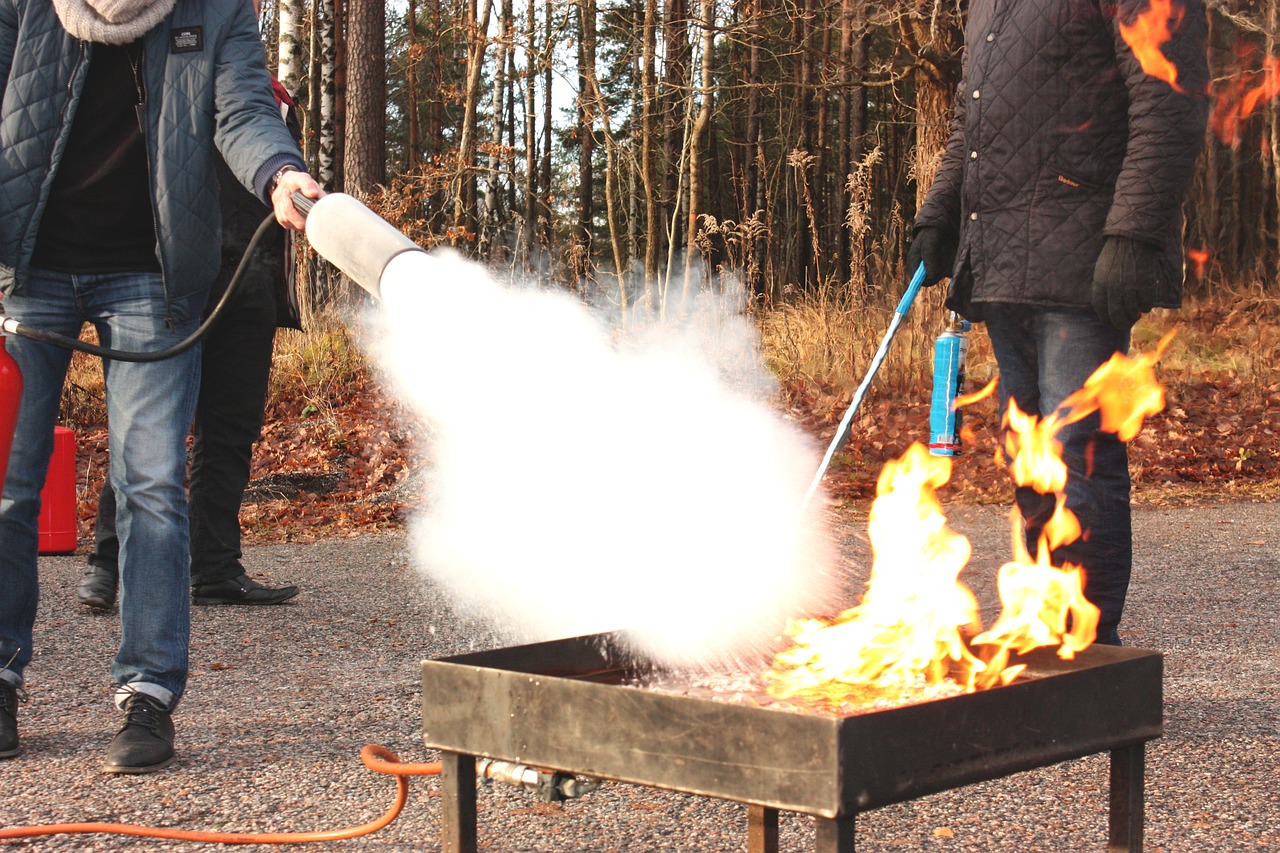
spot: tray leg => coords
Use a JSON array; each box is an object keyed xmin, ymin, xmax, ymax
[
  {"xmin": 814, "ymin": 814, "xmax": 855, "ymax": 853},
  {"xmin": 1108, "ymin": 742, "xmax": 1145, "ymax": 853},
  {"xmin": 441, "ymin": 751, "xmax": 478, "ymax": 853},
  {"xmin": 748, "ymin": 805, "xmax": 779, "ymax": 853}
]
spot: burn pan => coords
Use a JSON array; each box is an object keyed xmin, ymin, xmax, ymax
[{"xmin": 422, "ymin": 631, "xmax": 1161, "ymax": 852}]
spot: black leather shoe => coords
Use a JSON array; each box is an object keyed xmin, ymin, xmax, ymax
[
  {"xmin": 0, "ymin": 681, "xmax": 22, "ymax": 759},
  {"xmin": 76, "ymin": 564, "xmax": 119, "ymax": 609},
  {"xmin": 103, "ymin": 693, "xmax": 174, "ymax": 774},
  {"xmin": 192, "ymin": 573, "xmax": 299, "ymax": 606}
]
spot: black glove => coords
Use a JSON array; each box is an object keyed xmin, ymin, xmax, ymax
[
  {"xmin": 905, "ymin": 227, "xmax": 956, "ymax": 288},
  {"xmin": 1091, "ymin": 236, "xmax": 1161, "ymax": 331}
]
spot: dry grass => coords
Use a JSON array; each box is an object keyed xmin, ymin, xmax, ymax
[
  {"xmin": 57, "ymin": 312, "xmax": 370, "ymax": 433},
  {"xmin": 757, "ymin": 284, "xmax": 997, "ymax": 400},
  {"xmin": 1139, "ymin": 288, "xmax": 1280, "ymax": 406},
  {"xmin": 266, "ymin": 311, "xmax": 367, "ymax": 419},
  {"xmin": 759, "ymin": 281, "xmax": 1280, "ymax": 406},
  {"xmin": 60, "ymin": 331, "xmax": 106, "ymax": 429}
]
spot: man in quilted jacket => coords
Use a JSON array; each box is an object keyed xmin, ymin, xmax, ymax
[
  {"xmin": 907, "ymin": 0, "xmax": 1209, "ymax": 645},
  {"xmin": 0, "ymin": 0, "xmax": 323, "ymax": 772}
]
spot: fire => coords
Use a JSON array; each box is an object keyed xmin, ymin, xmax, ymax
[
  {"xmin": 1118, "ymin": 1, "xmax": 1280, "ymax": 148},
  {"xmin": 767, "ymin": 445, "xmax": 985, "ymax": 703},
  {"xmin": 1118, "ymin": 0, "xmax": 1186, "ymax": 92},
  {"xmin": 955, "ymin": 376, "xmax": 997, "ymax": 409},
  {"xmin": 1211, "ymin": 54, "xmax": 1280, "ymax": 147},
  {"xmin": 765, "ymin": 335, "xmax": 1174, "ymax": 707},
  {"xmin": 1187, "ymin": 247, "xmax": 1209, "ymax": 278}
]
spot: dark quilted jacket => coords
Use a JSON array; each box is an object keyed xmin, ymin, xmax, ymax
[
  {"xmin": 0, "ymin": 0, "xmax": 305, "ymax": 303},
  {"xmin": 914, "ymin": 0, "xmax": 1209, "ymax": 320}
]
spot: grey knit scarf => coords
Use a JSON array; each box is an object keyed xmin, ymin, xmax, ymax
[{"xmin": 53, "ymin": 0, "xmax": 176, "ymax": 45}]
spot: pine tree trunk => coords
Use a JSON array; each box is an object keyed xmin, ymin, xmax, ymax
[
  {"xmin": 641, "ymin": 0, "xmax": 660, "ymax": 307},
  {"xmin": 681, "ymin": 0, "xmax": 713, "ymax": 302},
  {"xmin": 344, "ymin": 0, "xmax": 386, "ymax": 194},
  {"xmin": 575, "ymin": 0, "xmax": 597, "ymax": 281},
  {"xmin": 329, "ymin": 0, "xmax": 346, "ymax": 191},
  {"xmin": 523, "ymin": 0, "xmax": 539, "ymax": 266},
  {"xmin": 454, "ymin": 0, "xmax": 494, "ymax": 239},
  {"xmin": 909, "ymin": 3, "xmax": 963, "ymax": 208},
  {"xmin": 406, "ymin": 0, "xmax": 420, "ymax": 170}
]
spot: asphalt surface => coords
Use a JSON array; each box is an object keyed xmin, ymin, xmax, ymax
[{"xmin": 0, "ymin": 501, "xmax": 1276, "ymax": 851}]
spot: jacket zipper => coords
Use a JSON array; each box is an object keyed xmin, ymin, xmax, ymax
[{"xmin": 130, "ymin": 42, "xmax": 172, "ymax": 323}]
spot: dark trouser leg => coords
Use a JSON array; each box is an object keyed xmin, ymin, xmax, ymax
[
  {"xmin": 187, "ymin": 276, "xmax": 276, "ymax": 586},
  {"xmin": 984, "ymin": 304, "xmax": 1132, "ymax": 645},
  {"xmin": 89, "ymin": 480, "xmax": 120, "ymax": 575}
]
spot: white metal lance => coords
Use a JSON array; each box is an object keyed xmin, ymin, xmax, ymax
[{"xmin": 801, "ymin": 262, "xmax": 927, "ymax": 507}]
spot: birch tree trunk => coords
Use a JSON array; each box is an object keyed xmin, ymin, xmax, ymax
[{"xmin": 277, "ymin": 0, "xmax": 305, "ymax": 96}]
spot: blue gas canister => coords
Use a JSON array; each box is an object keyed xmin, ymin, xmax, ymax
[{"xmin": 928, "ymin": 317, "xmax": 970, "ymax": 456}]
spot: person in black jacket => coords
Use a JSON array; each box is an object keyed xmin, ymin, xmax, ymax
[
  {"xmin": 77, "ymin": 75, "xmax": 303, "ymax": 609},
  {"xmin": 906, "ymin": 0, "xmax": 1209, "ymax": 644}
]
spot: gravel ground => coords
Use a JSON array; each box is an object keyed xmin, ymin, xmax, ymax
[{"xmin": 0, "ymin": 501, "xmax": 1276, "ymax": 851}]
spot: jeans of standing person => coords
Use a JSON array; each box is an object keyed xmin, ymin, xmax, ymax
[
  {"xmin": 0, "ymin": 269, "xmax": 201, "ymax": 707},
  {"xmin": 89, "ymin": 267, "xmax": 277, "ymax": 586},
  {"xmin": 983, "ymin": 304, "xmax": 1132, "ymax": 646}
]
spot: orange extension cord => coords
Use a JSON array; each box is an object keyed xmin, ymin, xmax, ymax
[{"xmin": 0, "ymin": 745, "xmax": 442, "ymax": 844}]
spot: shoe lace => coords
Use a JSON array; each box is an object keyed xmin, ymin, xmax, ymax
[
  {"xmin": 0, "ymin": 683, "xmax": 27, "ymax": 713},
  {"xmin": 120, "ymin": 692, "xmax": 167, "ymax": 733}
]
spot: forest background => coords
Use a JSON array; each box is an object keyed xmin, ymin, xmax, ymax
[{"xmin": 59, "ymin": 0, "xmax": 1280, "ymax": 541}]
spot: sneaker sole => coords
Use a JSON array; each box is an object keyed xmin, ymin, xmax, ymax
[
  {"xmin": 0, "ymin": 745, "xmax": 19, "ymax": 759},
  {"xmin": 77, "ymin": 596, "xmax": 115, "ymax": 609}
]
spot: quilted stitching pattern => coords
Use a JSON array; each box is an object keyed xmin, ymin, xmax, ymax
[
  {"xmin": 915, "ymin": 0, "xmax": 1209, "ymax": 314},
  {"xmin": 0, "ymin": 0, "xmax": 303, "ymax": 303}
]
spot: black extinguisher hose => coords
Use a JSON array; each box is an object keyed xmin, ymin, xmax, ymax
[{"xmin": 0, "ymin": 210, "xmax": 281, "ymax": 363}]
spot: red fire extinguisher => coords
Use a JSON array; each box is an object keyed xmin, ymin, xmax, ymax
[{"xmin": 0, "ymin": 328, "xmax": 23, "ymax": 496}]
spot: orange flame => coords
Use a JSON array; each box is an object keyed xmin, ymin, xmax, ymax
[
  {"xmin": 969, "ymin": 553, "xmax": 1100, "ymax": 685},
  {"xmin": 1118, "ymin": 0, "xmax": 1186, "ymax": 92},
  {"xmin": 955, "ymin": 376, "xmax": 997, "ymax": 409},
  {"xmin": 1067, "ymin": 330, "xmax": 1172, "ymax": 442},
  {"xmin": 765, "ymin": 336, "xmax": 1175, "ymax": 707},
  {"xmin": 766, "ymin": 445, "xmax": 984, "ymax": 702},
  {"xmin": 1211, "ymin": 56, "xmax": 1280, "ymax": 147},
  {"xmin": 1186, "ymin": 247, "xmax": 1209, "ymax": 278}
]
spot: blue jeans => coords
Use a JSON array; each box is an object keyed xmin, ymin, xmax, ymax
[
  {"xmin": 982, "ymin": 305, "xmax": 1131, "ymax": 646},
  {"xmin": 0, "ymin": 269, "xmax": 201, "ymax": 708}
]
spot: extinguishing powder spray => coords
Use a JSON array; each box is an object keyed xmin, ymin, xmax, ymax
[{"xmin": 928, "ymin": 313, "xmax": 970, "ymax": 456}]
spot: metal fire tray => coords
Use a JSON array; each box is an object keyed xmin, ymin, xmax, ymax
[{"xmin": 422, "ymin": 631, "xmax": 1161, "ymax": 852}]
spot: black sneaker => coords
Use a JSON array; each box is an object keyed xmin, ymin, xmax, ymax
[
  {"xmin": 0, "ymin": 680, "xmax": 22, "ymax": 759},
  {"xmin": 76, "ymin": 564, "xmax": 119, "ymax": 609},
  {"xmin": 192, "ymin": 573, "xmax": 299, "ymax": 606},
  {"xmin": 103, "ymin": 693, "xmax": 174, "ymax": 774}
]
